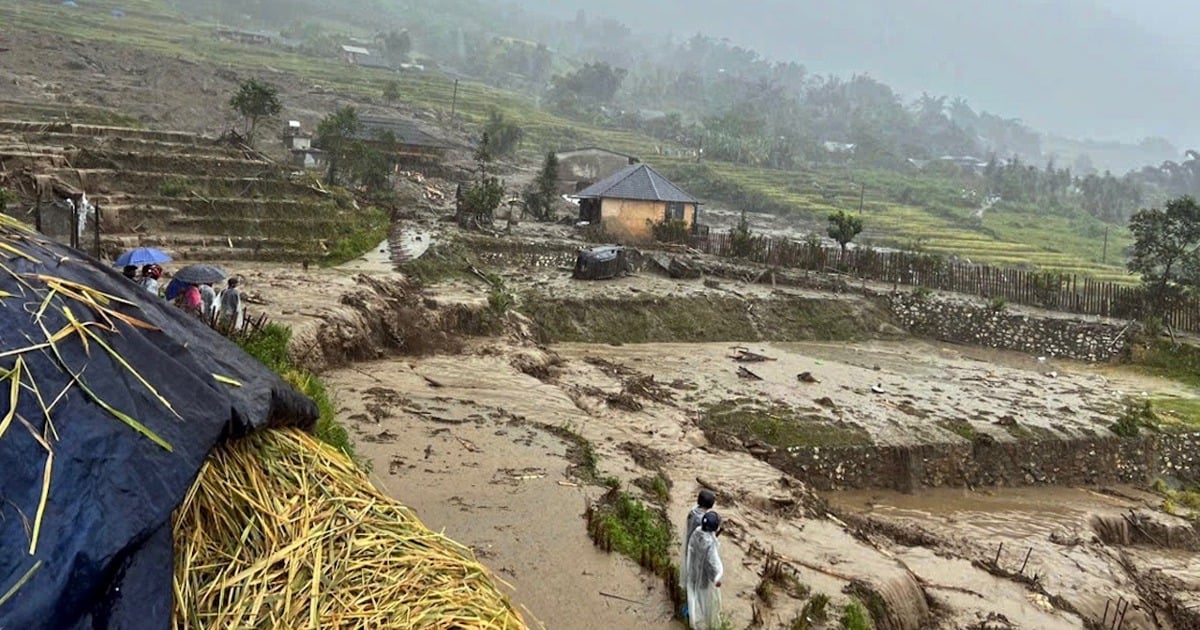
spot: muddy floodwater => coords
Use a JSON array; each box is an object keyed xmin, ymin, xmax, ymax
[{"xmin": 323, "ymin": 335, "xmax": 1198, "ymax": 629}]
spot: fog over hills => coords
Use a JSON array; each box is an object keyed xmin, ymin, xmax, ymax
[{"xmin": 520, "ymin": 0, "xmax": 1200, "ymax": 150}]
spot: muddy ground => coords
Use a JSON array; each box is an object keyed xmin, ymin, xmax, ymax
[{"xmin": 208, "ymin": 248, "xmax": 1200, "ymax": 629}]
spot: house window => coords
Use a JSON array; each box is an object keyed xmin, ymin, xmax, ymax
[{"xmin": 665, "ymin": 202, "xmax": 686, "ymax": 221}]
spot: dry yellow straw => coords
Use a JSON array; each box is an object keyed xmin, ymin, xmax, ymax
[{"xmin": 172, "ymin": 429, "xmax": 527, "ymax": 630}]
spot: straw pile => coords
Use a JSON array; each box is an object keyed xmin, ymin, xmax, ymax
[{"xmin": 172, "ymin": 428, "xmax": 527, "ymax": 629}]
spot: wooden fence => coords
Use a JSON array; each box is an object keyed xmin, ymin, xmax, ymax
[{"xmin": 691, "ymin": 232, "xmax": 1200, "ymax": 333}]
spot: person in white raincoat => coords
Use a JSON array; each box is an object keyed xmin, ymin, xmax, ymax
[
  {"xmin": 681, "ymin": 489, "xmax": 716, "ymax": 585},
  {"xmin": 685, "ymin": 510, "xmax": 724, "ymax": 630}
]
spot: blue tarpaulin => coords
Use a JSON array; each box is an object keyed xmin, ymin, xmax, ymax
[{"xmin": 0, "ymin": 218, "xmax": 317, "ymax": 629}]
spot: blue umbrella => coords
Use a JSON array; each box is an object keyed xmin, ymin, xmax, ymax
[{"xmin": 115, "ymin": 247, "xmax": 172, "ymax": 267}]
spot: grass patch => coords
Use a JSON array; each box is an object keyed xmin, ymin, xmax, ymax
[
  {"xmin": 586, "ymin": 487, "xmax": 684, "ymax": 615},
  {"xmin": 840, "ymin": 597, "xmax": 874, "ymax": 630},
  {"xmin": 1151, "ymin": 478, "xmax": 1200, "ymax": 519},
  {"xmin": 1130, "ymin": 340, "xmax": 1200, "ymax": 390},
  {"xmin": 700, "ymin": 398, "xmax": 872, "ymax": 450},
  {"xmin": 937, "ymin": 418, "xmax": 977, "ymax": 441},
  {"xmin": 320, "ymin": 205, "xmax": 390, "ymax": 267},
  {"xmin": 1111, "ymin": 398, "xmax": 1157, "ymax": 438},
  {"xmin": 234, "ymin": 322, "xmax": 359, "ymax": 464},
  {"xmin": 157, "ymin": 175, "xmax": 192, "ymax": 197},
  {"xmin": 1147, "ymin": 397, "xmax": 1200, "ymax": 433},
  {"xmin": 633, "ymin": 471, "xmax": 672, "ymax": 506}
]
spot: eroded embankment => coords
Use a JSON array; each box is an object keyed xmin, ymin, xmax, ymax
[{"xmin": 522, "ymin": 292, "xmax": 900, "ymax": 345}]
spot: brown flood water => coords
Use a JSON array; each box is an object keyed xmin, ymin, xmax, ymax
[
  {"xmin": 322, "ymin": 338, "xmax": 1195, "ymax": 630},
  {"xmin": 831, "ymin": 486, "xmax": 1192, "ymax": 629}
]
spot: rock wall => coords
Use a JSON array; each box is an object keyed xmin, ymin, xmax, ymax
[
  {"xmin": 773, "ymin": 433, "xmax": 1200, "ymax": 492},
  {"xmin": 888, "ymin": 293, "xmax": 1134, "ymax": 361}
]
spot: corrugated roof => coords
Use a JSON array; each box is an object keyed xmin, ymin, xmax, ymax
[
  {"xmin": 355, "ymin": 116, "xmax": 450, "ymax": 149},
  {"xmin": 573, "ymin": 163, "xmax": 698, "ymax": 204},
  {"xmin": 341, "ymin": 45, "xmax": 370, "ymax": 55}
]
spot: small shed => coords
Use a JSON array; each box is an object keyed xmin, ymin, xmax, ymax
[
  {"xmin": 572, "ymin": 163, "xmax": 700, "ymax": 242},
  {"xmin": 341, "ymin": 45, "xmax": 371, "ymax": 65},
  {"xmin": 554, "ymin": 147, "xmax": 639, "ymax": 195}
]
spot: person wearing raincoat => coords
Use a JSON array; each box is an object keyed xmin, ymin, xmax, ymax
[
  {"xmin": 681, "ymin": 489, "xmax": 716, "ymax": 585},
  {"xmin": 685, "ymin": 511, "xmax": 724, "ymax": 630},
  {"xmin": 199, "ymin": 283, "xmax": 217, "ymax": 319}
]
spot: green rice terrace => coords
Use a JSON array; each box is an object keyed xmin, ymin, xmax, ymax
[{"xmin": 0, "ymin": 0, "xmax": 1134, "ymax": 281}]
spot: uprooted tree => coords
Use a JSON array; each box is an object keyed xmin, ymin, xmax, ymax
[
  {"xmin": 827, "ymin": 210, "xmax": 864, "ymax": 253},
  {"xmin": 1128, "ymin": 195, "xmax": 1200, "ymax": 311},
  {"xmin": 523, "ymin": 152, "xmax": 559, "ymax": 222},
  {"xmin": 229, "ymin": 79, "xmax": 282, "ymax": 144}
]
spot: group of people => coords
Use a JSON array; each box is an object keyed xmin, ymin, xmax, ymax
[
  {"xmin": 121, "ymin": 264, "xmax": 245, "ymax": 329},
  {"xmin": 682, "ymin": 489, "xmax": 724, "ymax": 630}
]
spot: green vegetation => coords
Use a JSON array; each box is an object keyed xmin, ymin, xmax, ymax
[
  {"xmin": 480, "ymin": 108, "xmax": 524, "ymax": 157},
  {"xmin": 1146, "ymin": 397, "xmax": 1200, "ymax": 433},
  {"xmin": 649, "ymin": 218, "xmax": 691, "ymax": 244},
  {"xmin": 701, "ymin": 399, "xmax": 872, "ymax": 449},
  {"xmin": 840, "ymin": 598, "xmax": 874, "ymax": 630},
  {"xmin": 586, "ymin": 489, "xmax": 676, "ymax": 595},
  {"xmin": 1, "ymin": 0, "xmax": 1140, "ymax": 279},
  {"xmin": 233, "ymin": 322, "xmax": 358, "ymax": 463},
  {"xmin": 157, "ymin": 176, "xmax": 192, "ymax": 197},
  {"xmin": 789, "ymin": 593, "xmax": 831, "ymax": 630},
  {"xmin": 229, "ymin": 78, "xmax": 282, "ymax": 143},
  {"xmin": 937, "ymin": 418, "xmax": 978, "ymax": 441},
  {"xmin": 1130, "ymin": 340, "xmax": 1200, "ymax": 389},
  {"xmin": 827, "ymin": 210, "xmax": 864, "ymax": 253},
  {"xmin": 1128, "ymin": 196, "xmax": 1200, "ymax": 308},
  {"xmin": 320, "ymin": 205, "xmax": 390, "ymax": 266},
  {"xmin": 633, "ymin": 471, "xmax": 672, "ymax": 506},
  {"xmin": 523, "ymin": 151, "xmax": 560, "ymax": 222},
  {"xmin": 381, "ymin": 80, "xmax": 401, "ymax": 104},
  {"xmin": 1151, "ymin": 478, "xmax": 1200, "ymax": 517},
  {"xmin": 1111, "ymin": 398, "xmax": 1157, "ymax": 438}
]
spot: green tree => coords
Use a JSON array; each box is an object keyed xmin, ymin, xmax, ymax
[
  {"xmin": 315, "ymin": 106, "xmax": 361, "ymax": 185},
  {"xmin": 383, "ymin": 30, "xmax": 412, "ymax": 64},
  {"xmin": 229, "ymin": 79, "xmax": 282, "ymax": 144},
  {"xmin": 481, "ymin": 108, "xmax": 524, "ymax": 157},
  {"xmin": 523, "ymin": 152, "xmax": 559, "ymax": 221},
  {"xmin": 547, "ymin": 62, "xmax": 627, "ymax": 117},
  {"xmin": 730, "ymin": 209, "xmax": 758, "ymax": 258},
  {"xmin": 827, "ymin": 210, "xmax": 864, "ymax": 253},
  {"xmin": 1128, "ymin": 196, "xmax": 1200, "ymax": 307},
  {"xmin": 382, "ymin": 80, "xmax": 401, "ymax": 104},
  {"xmin": 458, "ymin": 133, "xmax": 506, "ymax": 228}
]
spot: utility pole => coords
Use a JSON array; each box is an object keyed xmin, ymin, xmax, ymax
[
  {"xmin": 450, "ymin": 79, "xmax": 459, "ymax": 120},
  {"xmin": 858, "ymin": 183, "xmax": 865, "ymax": 215},
  {"xmin": 1102, "ymin": 225, "xmax": 1109, "ymax": 264}
]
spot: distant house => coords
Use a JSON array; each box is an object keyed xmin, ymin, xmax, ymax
[
  {"xmin": 572, "ymin": 163, "xmax": 700, "ymax": 241},
  {"xmin": 282, "ymin": 121, "xmax": 324, "ymax": 170},
  {"xmin": 554, "ymin": 147, "xmax": 639, "ymax": 195},
  {"xmin": 355, "ymin": 116, "xmax": 452, "ymax": 162},
  {"xmin": 355, "ymin": 53, "xmax": 395, "ymax": 71},
  {"xmin": 340, "ymin": 45, "xmax": 371, "ymax": 65},
  {"xmin": 215, "ymin": 28, "xmax": 277, "ymax": 46}
]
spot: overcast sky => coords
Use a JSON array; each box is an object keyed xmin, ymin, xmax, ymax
[{"xmin": 524, "ymin": 0, "xmax": 1200, "ymax": 149}]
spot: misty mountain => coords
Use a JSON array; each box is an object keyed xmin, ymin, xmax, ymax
[{"xmin": 519, "ymin": 0, "xmax": 1199, "ymax": 151}]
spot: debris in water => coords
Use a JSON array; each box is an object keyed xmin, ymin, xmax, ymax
[
  {"xmin": 729, "ymin": 347, "xmax": 776, "ymax": 363},
  {"xmin": 797, "ymin": 371, "xmax": 820, "ymax": 384},
  {"xmin": 737, "ymin": 366, "xmax": 764, "ymax": 380},
  {"xmin": 815, "ymin": 397, "xmax": 838, "ymax": 410},
  {"xmin": 871, "ymin": 383, "xmax": 886, "ymax": 394}
]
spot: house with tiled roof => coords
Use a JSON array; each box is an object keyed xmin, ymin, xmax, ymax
[{"xmin": 572, "ymin": 163, "xmax": 700, "ymax": 241}]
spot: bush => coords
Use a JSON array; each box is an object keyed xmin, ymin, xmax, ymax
[
  {"xmin": 840, "ymin": 598, "xmax": 873, "ymax": 630},
  {"xmin": 158, "ymin": 176, "xmax": 192, "ymax": 197},
  {"xmin": 649, "ymin": 218, "xmax": 690, "ymax": 244},
  {"xmin": 989, "ymin": 295, "xmax": 1007, "ymax": 312},
  {"xmin": 1111, "ymin": 398, "xmax": 1157, "ymax": 438}
]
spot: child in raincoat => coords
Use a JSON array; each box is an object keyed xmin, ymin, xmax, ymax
[{"xmin": 685, "ymin": 511, "xmax": 724, "ymax": 630}]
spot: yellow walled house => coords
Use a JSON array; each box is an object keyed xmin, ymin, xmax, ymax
[{"xmin": 573, "ymin": 163, "xmax": 700, "ymax": 242}]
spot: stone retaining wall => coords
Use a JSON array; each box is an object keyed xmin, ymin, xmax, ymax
[
  {"xmin": 888, "ymin": 293, "xmax": 1134, "ymax": 362},
  {"xmin": 773, "ymin": 433, "xmax": 1200, "ymax": 492}
]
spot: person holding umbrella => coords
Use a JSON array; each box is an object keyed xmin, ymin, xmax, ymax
[{"xmin": 171, "ymin": 264, "xmax": 228, "ymax": 319}]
